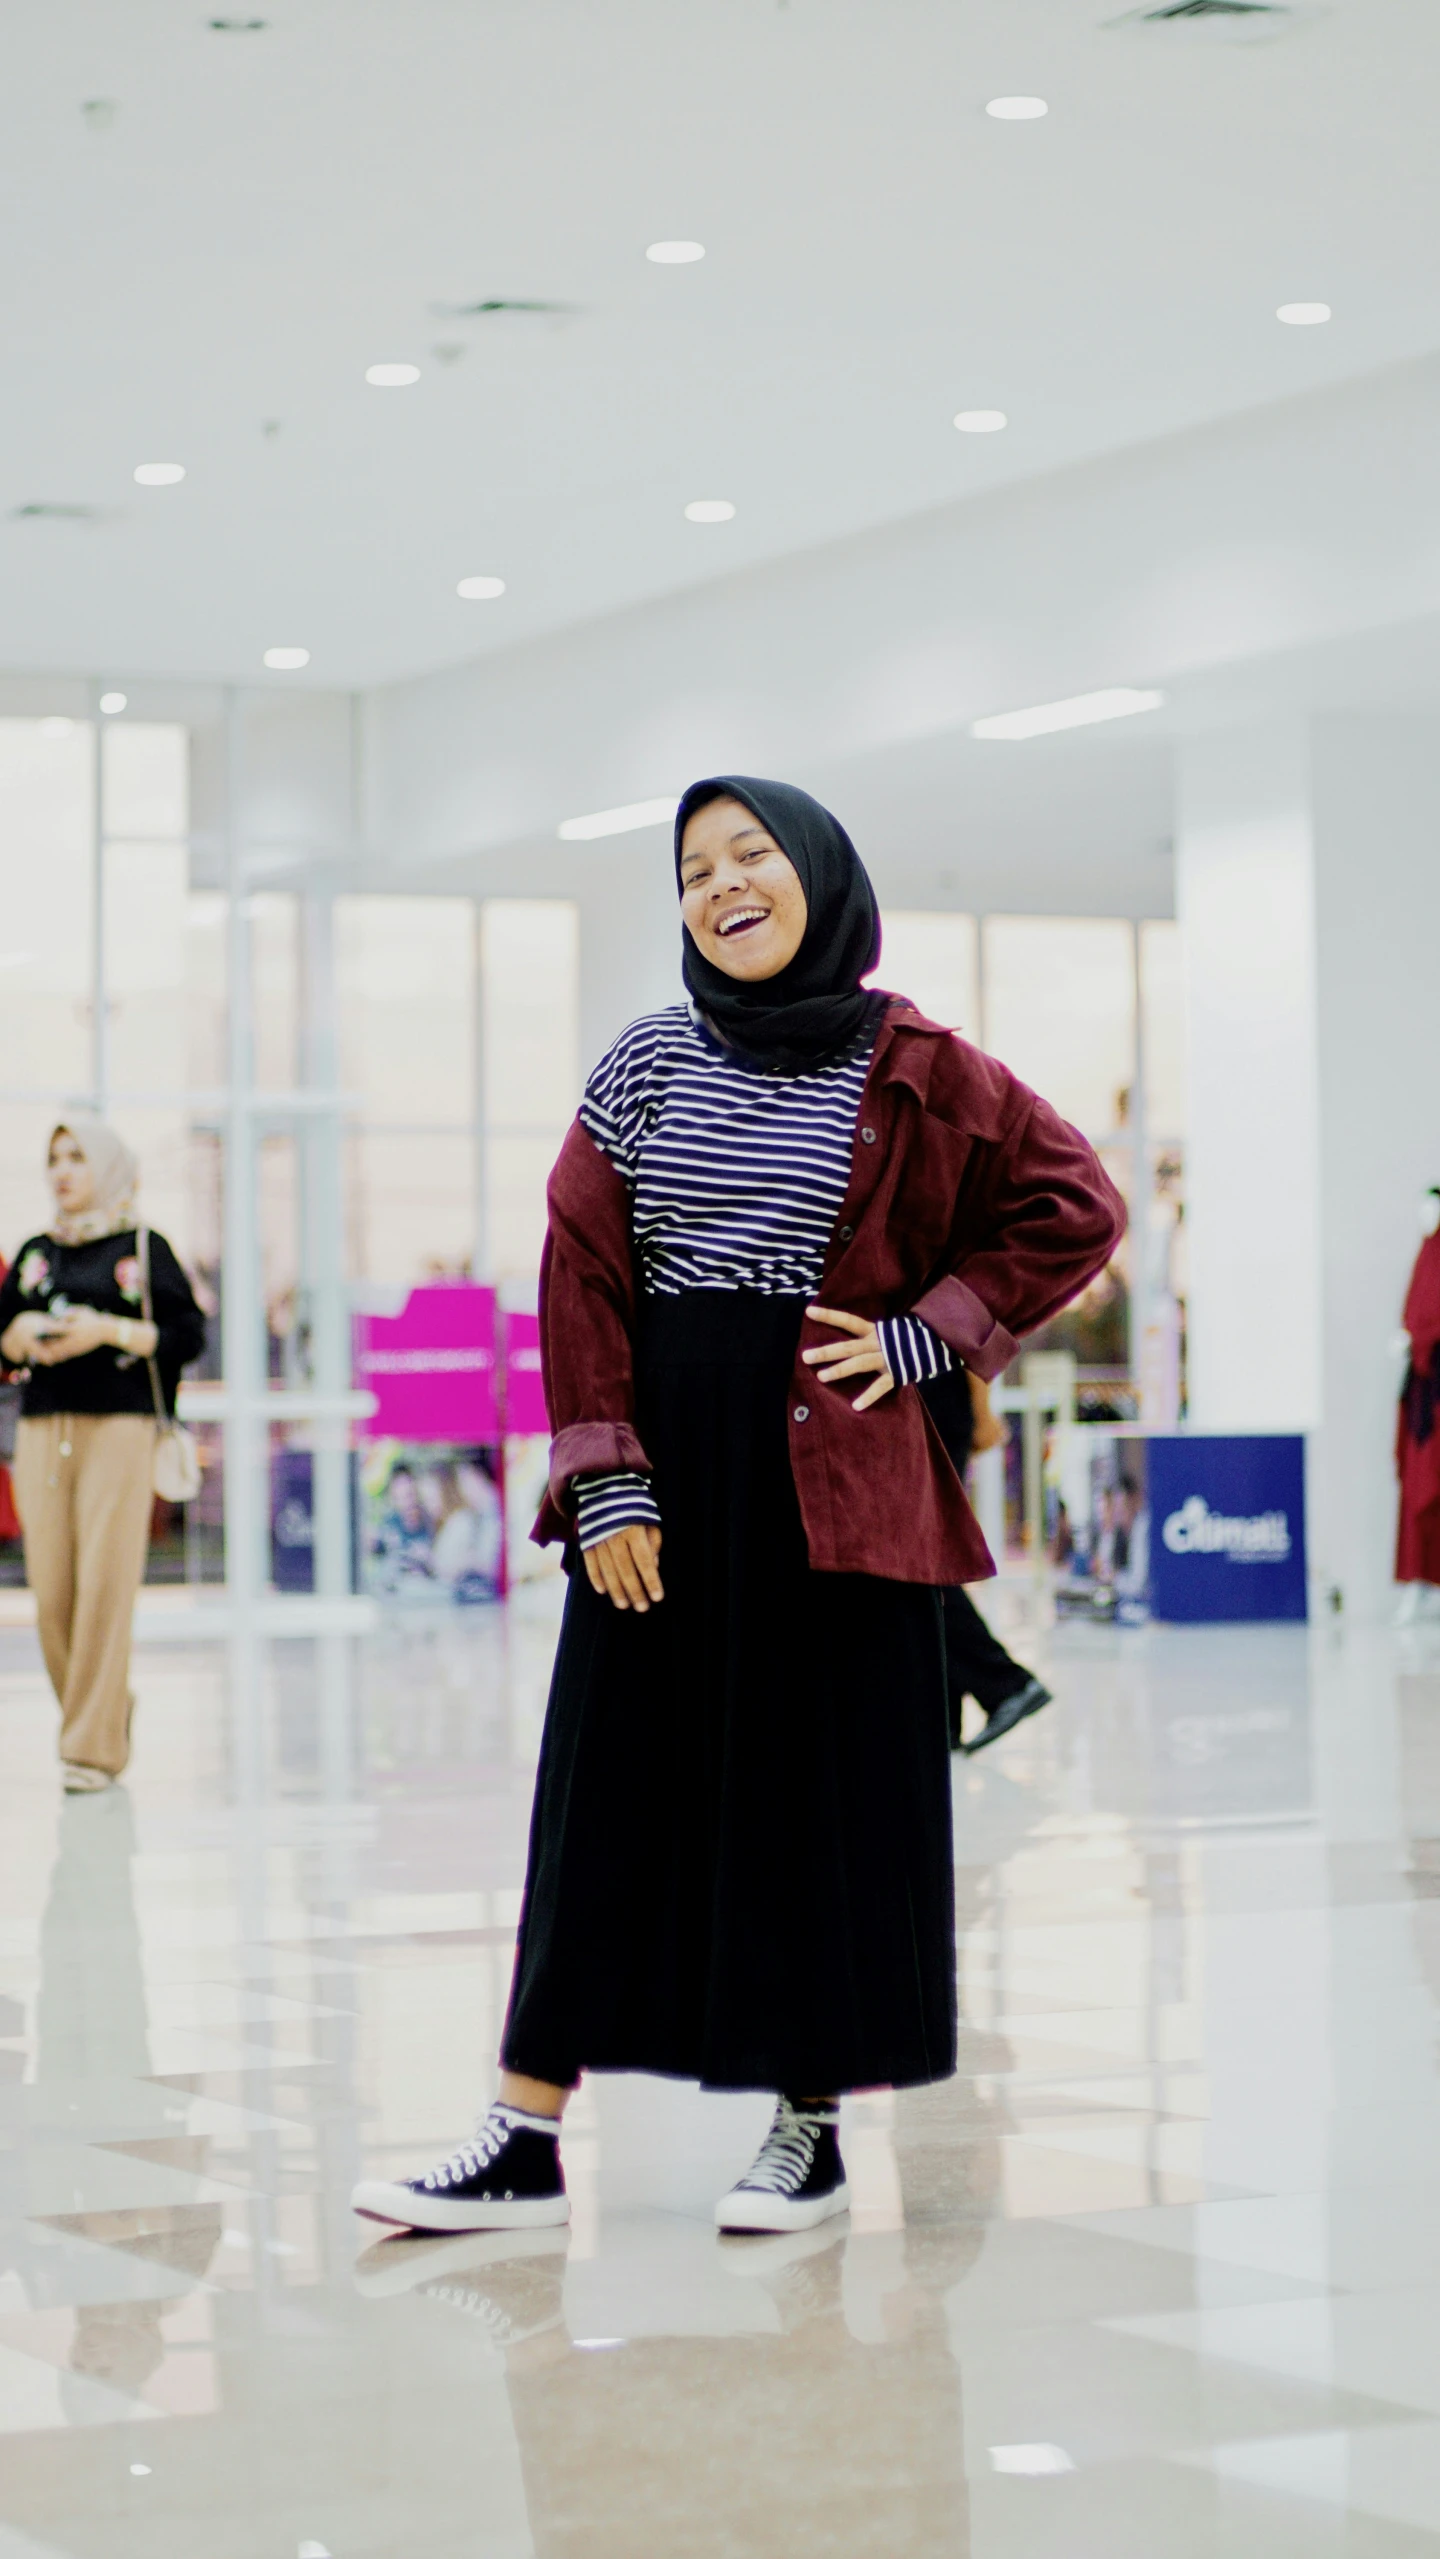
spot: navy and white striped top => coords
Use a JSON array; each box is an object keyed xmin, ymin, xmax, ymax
[{"xmin": 573, "ymin": 1004, "xmax": 952, "ymax": 1549}]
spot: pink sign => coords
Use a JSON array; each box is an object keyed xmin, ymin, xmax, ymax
[
  {"xmin": 503, "ymin": 1311, "xmax": 549, "ymax": 1436},
  {"xmin": 354, "ymin": 1285, "xmax": 498, "ymax": 1442}
]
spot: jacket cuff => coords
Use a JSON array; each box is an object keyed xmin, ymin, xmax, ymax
[
  {"xmin": 908, "ymin": 1276, "xmax": 1018, "ymax": 1383},
  {"xmin": 546, "ymin": 1420, "xmax": 654, "ymax": 1517}
]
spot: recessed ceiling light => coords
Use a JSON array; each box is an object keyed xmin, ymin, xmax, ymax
[
  {"xmin": 954, "ymin": 409, "xmax": 1007, "ymax": 433},
  {"xmin": 684, "ymin": 499, "xmax": 735, "ymax": 523},
  {"xmin": 986, "ymin": 95, "xmax": 1048, "ymax": 118},
  {"xmin": 365, "ymin": 363, "xmax": 421, "ymax": 387},
  {"xmin": 128, "ymin": 2464, "xmax": 152, "ymax": 2478},
  {"xmin": 456, "ymin": 575, "xmax": 506, "ymax": 600},
  {"xmin": 39, "ymin": 716, "xmax": 75, "ymax": 737},
  {"xmin": 558, "ymin": 797, "xmax": 679, "ymax": 842},
  {"xmin": 973, "ymin": 686, "xmax": 1165, "ymax": 741},
  {"xmin": 99, "ymin": 691, "xmax": 127, "ymax": 714},
  {"xmin": 263, "ymin": 647, "xmax": 310, "ymax": 670},
  {"xmin": 1276, "ymin": 301, "xmax": 1331, "ymax": 326},
  {"xmin": 647, "ymin": 240, "xmax": 705, "ymax": 264},
  {"xmin": 134, "ymin": 462, "xmax": 185, "ymax": 486},
  {"xmin": 989, "ymin": 2444, "xmax": 1074, "ymax": 2477}
]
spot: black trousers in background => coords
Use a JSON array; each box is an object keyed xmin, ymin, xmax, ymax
[
  {"xmin": 919, "ymin": 1367, "xmax": 1031, "ymax": 1748},
  {"xmin": 940, "ymin": 1587, "xmax": 1031, "ymax": 1746}
]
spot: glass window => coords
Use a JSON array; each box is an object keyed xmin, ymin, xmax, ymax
[
  {"xmin": 102, "ymin": 720, "xmax": 188, "ymax": 842},
  {"xmin": 876, "ymin": 911, "xmax": 979, "ymax": 1037},
  {"xmin": 251, "ymin": 892, "xmax": 299, "ymax": 1093},
  {"xmin": 981, "ymin": 916, "xmax": 1136, "ymax": 1141},
  {"xmin": 0, "ymin": 718, "xmax": 94, "ymax": 1107},
  {"xmin": 337, "ymin": 897, "xmax": 476, "ymax": 1127},
  {"xmin": 336, "ymin": 897, "xmax": 479, "ymax": 1282},
  {"xmin": 346, "ymin": 1132, "xmax": 478, "ymax": 1285},
  {"xmin": 481, "ymin": 900, "xmax": 579, "ymax": 1283},
  {"xmin": 1140, "ymin": 919, "xmax": 1186, "ymax": 1141}
]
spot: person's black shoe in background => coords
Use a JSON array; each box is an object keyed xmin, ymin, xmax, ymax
[{"xmin": 964, "ymin": 1674, "xmax": 1053, "ymax": 1755}]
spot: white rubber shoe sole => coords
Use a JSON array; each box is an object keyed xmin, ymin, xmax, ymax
[
  {"xmin": 714, "ymin": 2180, "xmax": 850, "ymax": 2235},
  {"xmin": 351, "ymin": 2179, "xmax": 571, "ymax": 2235}
]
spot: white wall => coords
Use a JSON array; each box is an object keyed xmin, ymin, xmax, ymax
[
  {"xmin": 1178, "ymin": 714, "xmax": 1440, "ymax": 1615},
  {"xmin": 1177, "ymin": 724, "xmax": 1322, "ymax": 1436},
  {"xmin": 1308, "ymin": 718, "xmax": 1440, "ymax": 1615}
]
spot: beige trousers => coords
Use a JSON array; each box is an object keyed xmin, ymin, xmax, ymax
[{"xmin": 12, "ymin": 1413, "xmax": 156, "ymax": 1777}]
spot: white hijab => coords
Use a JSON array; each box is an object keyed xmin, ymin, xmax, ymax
[{"xmin": 48, "ymin": 1117, "xmax": 139, "ymax": 1247}]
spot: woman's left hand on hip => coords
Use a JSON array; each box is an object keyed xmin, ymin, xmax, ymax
[{"xmin": 803, "ymin": 1306, "xmax": 895, "ymax": 1411}]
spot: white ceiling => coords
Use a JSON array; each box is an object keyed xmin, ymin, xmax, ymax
[{"xmin": 3, "ymin": 0, "xmax": 1440, "ymax": 690}]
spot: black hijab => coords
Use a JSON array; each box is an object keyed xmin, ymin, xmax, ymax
[{"xmin": 674, "ymin": 775, "xmax": 889, "ymax": 1073}]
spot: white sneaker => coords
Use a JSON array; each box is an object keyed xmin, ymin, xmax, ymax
[
  {"xmin": 715, "ymin": 2099, "xmax": 850, "ymax": 2234},
  {"xmin": 62, "ymin": 1764, "xmax": 115, "ymax": 1793}
]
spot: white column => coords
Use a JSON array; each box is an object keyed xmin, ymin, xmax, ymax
[
  {"xmin": 1176, "ymin": 723, "xmax": 1322, "ymax": 1435},
  {"xmin": 221, "ymin": 690, "xmax": 266, "ymax": 1606},
  {"xmin": 1177, "ymin": 717, "xmax": 1440, "ymax": 1618},
  {"xmin": 1309, "ymin": 718, "xmax": 1440, "ymax": 1616}
]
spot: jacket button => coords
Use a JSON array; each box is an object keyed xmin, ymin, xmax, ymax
[
  {"xmin": 793, "ymin": 1404, "xmax": 810, "ymax": 1424},
  {"xmin": 860, "ymin": 1125, "xmax": 876, "ymax": 1144},
  {"xmin": 839, "ymin": 1224, "xmax": 854, "ymax": 1242}
]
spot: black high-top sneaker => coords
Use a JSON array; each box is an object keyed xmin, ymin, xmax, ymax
[
  {"xmin": 352, "ymin": 2103, "xmax": 569, "ymax": 2234},
  {"xmin": 714, "ymin": 2098, "xmax": 849, "ymax": 2234}
]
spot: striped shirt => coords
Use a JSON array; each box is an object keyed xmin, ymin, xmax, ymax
[{"xmin": 573, "ymin": 1005, "xmax": 951, "ymax": 1549}]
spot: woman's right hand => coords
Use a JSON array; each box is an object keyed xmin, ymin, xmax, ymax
[
  {"xmin": 0, "ymin": 1311, "xmax": 60, "ymax": 1367},
  {"xmin": 583, "ymin": 1523, "xmax": 664, "ymax": 1613}
]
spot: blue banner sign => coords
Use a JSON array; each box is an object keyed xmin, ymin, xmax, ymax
[{"xmin": 1146, "ymin": 1435, "xmax": 1307, "ymax": 1623}]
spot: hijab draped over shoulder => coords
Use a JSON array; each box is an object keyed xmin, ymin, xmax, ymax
[
  {"xmin": 47, "ymin": 1117, "xmax": 139, "ymax": 1246},
  {"xmin": 674, "ymin": 775, "xmax": 889, "ymax": 1073}
]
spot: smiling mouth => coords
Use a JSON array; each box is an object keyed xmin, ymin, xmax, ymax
[{"xmin": 715, "ymin": 906, "xmax": 769, "ymax": 939}]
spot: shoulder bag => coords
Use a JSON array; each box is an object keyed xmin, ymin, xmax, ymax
[{"xmin": 137, "ymin": 1225, "xmax": 202, "ymax": 1502}]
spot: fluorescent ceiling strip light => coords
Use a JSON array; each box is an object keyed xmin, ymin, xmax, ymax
[
  {"xmin": 558, "ymin": 797, "xmax": 679, "ymax": 842},
  {"xmin": 972, "ymin": 686, "xmax": 1164, "ymax": 741}
]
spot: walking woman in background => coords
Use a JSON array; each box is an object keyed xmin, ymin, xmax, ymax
[
  {"xmin": 0, "ymin": 1121, "xmax": 205, "ymax": 1791},
  {"xmin": 354, "ymin": 776, "xmax": 1124, "ymax": 2241}
]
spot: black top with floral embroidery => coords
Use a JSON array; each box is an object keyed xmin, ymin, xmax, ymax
[{"xmin": 0, "ymin": 1230, "xmax": 207, "ymax": 1418}]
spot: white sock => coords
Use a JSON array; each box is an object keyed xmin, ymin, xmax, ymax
[{"xmin": 492, "ymin": 2100, "xmax": 562, "ymax": 2138}]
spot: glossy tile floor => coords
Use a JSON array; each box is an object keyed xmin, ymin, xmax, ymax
[{"xmin": 4, "ymin": 1581, "xmax": 1440, "ymax": 2557}]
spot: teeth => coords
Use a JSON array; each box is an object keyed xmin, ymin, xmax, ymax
[{"xmin": 718, "ymin": 908, "xmax": 766, "ymax": 936}]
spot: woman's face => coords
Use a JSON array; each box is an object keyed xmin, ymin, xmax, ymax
[
  {"xmin": 679, "ymin": 797, "xmax": 808, "ymax": 982},
  {"xmin": 48, "ymin": 1129, "xmax": 94, "ymax": 1215}
]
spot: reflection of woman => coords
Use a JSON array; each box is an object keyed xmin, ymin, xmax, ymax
[
  {"xmin": 430, "ymin": 1457, "xmax": 504, "ymax": 1594},
  {"xmin": 354, "ymin": 778, "xmax": 1122, "ymax": 2240},
  {"xmin": 371, "ymin": 1463, "xmax": 433, "ymax": 1588},
  {"xmin": 0, "ymin": 1120, "xmax": 205, "ymax": 1790}
]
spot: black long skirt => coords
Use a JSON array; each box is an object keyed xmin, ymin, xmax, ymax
[{"xmin": 502, "ymin": 1290, "xmax": 957, "ymax": 2094}]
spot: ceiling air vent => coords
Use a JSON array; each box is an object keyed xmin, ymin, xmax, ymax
[
  {"xmin": 1106, "ymin": 1, "xmax": 1325, "ymax": 39},
  {"xmin": 429, "ymin": 297, "xmax": 578, "ymax": 323},
  {"xmin": 10, "ymin": 502, "xmax": 113, "ymax": 524}
]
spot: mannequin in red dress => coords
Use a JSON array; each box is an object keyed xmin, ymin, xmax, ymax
[{"xmin": 1396, "ymin": 1193, "xmax": 1440, "ymax": 1596}]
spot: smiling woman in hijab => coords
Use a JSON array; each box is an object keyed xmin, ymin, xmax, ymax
[
  {"xmin": 0, "ymin": 1119, "xmax": 206, "ymax": 1791},
  {"xmin": 353, "ymin": 776, "xmax": 1125, "ymax": 2243}
]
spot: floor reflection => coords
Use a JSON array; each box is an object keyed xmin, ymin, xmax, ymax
[{"xmin": 0, "ymin": 1598, "xmax": 1438, "ymax": 2553}]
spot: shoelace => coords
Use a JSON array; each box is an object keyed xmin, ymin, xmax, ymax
[
  {"xmin": 422, "ymin": 2108, "xmax": 511, "ymax": 2191},
  {"xmin": 737, "ymin": 2101, "xmax": 829, "ymax": 2196}
]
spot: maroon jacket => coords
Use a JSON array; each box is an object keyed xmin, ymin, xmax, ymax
[{"xmin": 533, "ymin": 1001, "xmax": 1126, "ymax": 1584}]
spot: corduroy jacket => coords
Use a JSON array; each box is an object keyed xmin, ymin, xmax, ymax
[{"xmin": 532, "ymin": 1001, "xmax": 1126, "ymax": 1585}]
